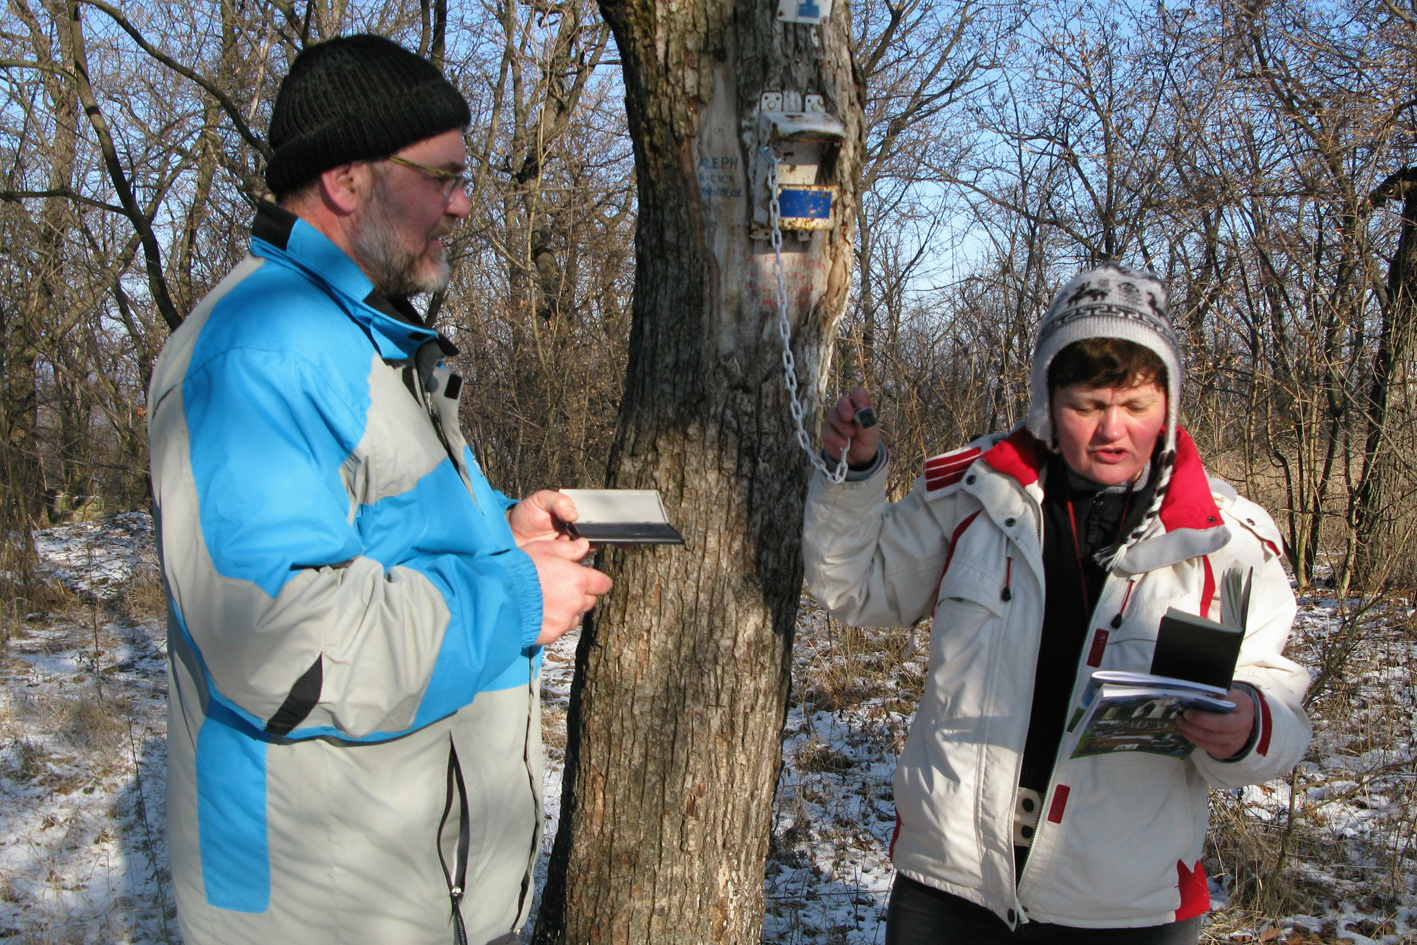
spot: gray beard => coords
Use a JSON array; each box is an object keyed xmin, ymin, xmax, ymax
[{"xmin": 350, "ymin": 180, "xmax": 450, "ymax": 298}]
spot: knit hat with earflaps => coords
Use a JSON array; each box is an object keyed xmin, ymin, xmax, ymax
[
  {"xmin": 265, "ymin": 34, "xmax": 471, "ymax": 196},
  {"xmin": 1026, "ymin": 263, "xmax": 1183, "ymax": 570}
]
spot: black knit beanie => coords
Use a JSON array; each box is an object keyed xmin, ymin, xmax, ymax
[{"xmin": 265, "ymin": 34, "xmax": 471, "ymax": 196}]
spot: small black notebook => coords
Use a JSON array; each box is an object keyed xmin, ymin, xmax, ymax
[
  {"xmin": 1148, "ymin": 565, "xmax": 1251, "ymax": 689},
  {"xmin": 559, "ymin": 489, "xmax": 685, "ymax": 546}
]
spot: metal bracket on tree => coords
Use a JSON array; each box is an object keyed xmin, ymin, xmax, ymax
[
  {"xmin": 753, "ymin": 92, "xmax": 851, "ymax": 483},
  {"xmin": 751, "ymin": 92, "xmax": 845, "ymax": 239}
]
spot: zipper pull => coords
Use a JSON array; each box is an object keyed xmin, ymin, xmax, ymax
[{"xmin": 1109, "ymin": 578, "xmax": 1137, "ymax": 628}]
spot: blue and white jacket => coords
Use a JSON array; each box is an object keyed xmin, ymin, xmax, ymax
[{"xmin": 149, "ymin": 202, "xmax": 544, "ymax": 945}]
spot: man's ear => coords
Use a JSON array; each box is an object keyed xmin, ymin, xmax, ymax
[{"xmin": 318, "ymin": 161, "xmax": 368, "ymax": 215}]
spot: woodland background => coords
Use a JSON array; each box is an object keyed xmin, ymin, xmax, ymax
[
  {"xmin": 2, "ymin": 0, "xmax": 1415, "ymax": 603},
  {"xmin": 1, "ymin": 1, "xmax": 1416, "ymax": 942}
]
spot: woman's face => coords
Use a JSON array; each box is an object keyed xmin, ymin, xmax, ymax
[{"xmin": 1050, "ymin": 380, "xmax": 1167, "ymax": 486}]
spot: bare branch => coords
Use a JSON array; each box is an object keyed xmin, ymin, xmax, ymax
[
  {"xmin": 0, "ymin": 186, "xmax": 123, "ymax": 213},
  {"xmin": 76, "ymin": 0, "xmax": 270, "ymax": 160}
]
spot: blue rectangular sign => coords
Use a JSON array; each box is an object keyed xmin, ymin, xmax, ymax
[{"xmin": 778, "ymin": 187, "xmax": 831, "ymax": 220}]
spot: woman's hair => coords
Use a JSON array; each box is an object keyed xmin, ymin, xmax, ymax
[{"xmin": 1047, "ymin": 337, "xmax": 1169, "ymax": 392}]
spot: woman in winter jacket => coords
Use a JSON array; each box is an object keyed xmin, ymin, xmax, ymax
[{"xmin": 802, "ymin": 264, "xmax": 1311, "ymax": 944}]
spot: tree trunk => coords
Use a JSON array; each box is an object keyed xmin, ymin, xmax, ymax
[
  {"xmin": 535, "ymin": 0, "xmax": 861, "ymax": 941},
  {"xmin": 3, "ymin": 0, "xmax": 81, "ymax": 525},
  {"xmin": 1353, "ymin": 167, "xmax": 1417, "ymax": 587}
]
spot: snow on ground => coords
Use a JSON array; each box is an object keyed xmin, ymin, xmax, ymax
[
  {"xmin": 759, "ymin": 602, "xmax": 913, "ymax": 944},
  {"xmin": 0, "ymin": 513, "xmax": 173, "ymax": 944},
  {"xmin": 2, "ymin": 515, "xmax": 1413, "ymax": 943}
]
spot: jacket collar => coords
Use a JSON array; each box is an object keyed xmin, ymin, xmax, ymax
[
  {"xmin": 249, "ymin": 201, "xmax": 445, "ymax": 361},
  {"xmin": 978, "ymin": 426, "xmax": 1047, "ymax": 488},
  {"xmin": 979, "ymin": 425, "xmax": 1229, "ymax": 571}
]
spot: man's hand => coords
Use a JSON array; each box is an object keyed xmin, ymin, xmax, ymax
[
  {"xmin": 821, "ymin": 386, "xmax": 881, "ymax": 467},
  {"xmin": 522, "ymin": 538, "xmax": 612, "ymax": 645},
  {"xmin": 1179, "ymin": 687, "xmax": 1256, "ymax": 760},
  {"xmin": 509, "ymin": 489, "xmax": 578, "ymax": 547}
]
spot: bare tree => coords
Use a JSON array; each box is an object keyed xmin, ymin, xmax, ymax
[
  {"xmin": 2, "ymin": 0, "xmax": 81, "ymax": 527},
  {"xmin": 443, "ymin": 0, "xmax": 628, "ymax": 497},
  {"xmin": 534, "ymin": 0, "xmax": 862, "ymax": 939},
  {"xmin": 844, "ymin": 0, "xmax": 992, "ymax": 385}
]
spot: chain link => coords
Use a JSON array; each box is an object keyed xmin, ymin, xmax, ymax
[{"xmin": 764, "ymin": 146, "xmax": 850, "ymax": 484}]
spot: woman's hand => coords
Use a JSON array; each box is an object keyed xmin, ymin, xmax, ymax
[
  {"xmin": 820, "ymin": 386, "xmax": 881, "ymax": 467},
  {"xmin": 1179, "ymin": 687, "xmax": 1256, "ymax": 760}
]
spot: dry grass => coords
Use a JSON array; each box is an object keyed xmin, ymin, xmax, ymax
[
  {"xmin": 1, "ymin": 574, "xmax": 81, "ymax": 648},
  {"xmin": 3, "ymin": 735, "xmax": 49, "ymax": 783},
  {"xmin": 113, "ymin": 566, "xmax": 168, "ymax": 623},
  {"xmin": 1205, "ymin": 783, "xmax": 1304, "ymax": 920},
  {"xmin": 541, "ymin": 711, "xmax": 568, "ymax": 752},
  {"xmin": 1201, "ymin": 589, "xmax": 1417, "ymax": 941},
  {"xmin": 59, "ymin": 693, "xmax": 130, "ymax": 757},
  {"xmin": 796, "ymin": 740, "xmax": 855, "ymax": 775}
]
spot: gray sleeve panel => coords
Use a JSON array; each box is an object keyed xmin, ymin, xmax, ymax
[
  {"xmin": 149, "ymin": 315, "xmax": 521, "ymax": 740},
  {"xmin": 156, "ymin": 451, "xmax": 458, "ymax": 737}
]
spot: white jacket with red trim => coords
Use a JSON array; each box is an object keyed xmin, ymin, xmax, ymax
[{"xmin": 803, "ymin": 426, "xmax": 1310, "ymax": 930}]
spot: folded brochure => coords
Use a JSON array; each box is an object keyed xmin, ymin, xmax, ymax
[
  {"xmin": 1067, "ymin": 671, "xmax": 1235, "ymax": 759},
  {"xmin": 558, "ymin": 489, "xmax": 685, "ymax": 545}
]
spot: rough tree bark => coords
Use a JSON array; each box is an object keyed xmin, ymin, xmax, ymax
[
  {"xmin": 534, "ymin": 0, "xmax": 862, "ymax": 941},
  {"xmin": 1352, "ymin": 166, "xmax": 1417, "ymax": 586}
]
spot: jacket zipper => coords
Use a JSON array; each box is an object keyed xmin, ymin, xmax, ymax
[
  {"xmin": 1017, "ymin": 569, "xmax": 1127, "ymax": 898},
  {"xmin": 404, "ymin": 347, "xmax": 478, "ymax": 499},
  {"xmin": 515, "ymin": 658, "xmax": 540, "ymax": 924},
  {"xmin": 411, "ymin": 345, "xmax": 464, "ymax": 469},
  {"xmin": 438, "ymin": 739, "xmax": 471, "ymax": 945},
  {"xmin": 1003, "ymin": 485, "xmax": 1047, "ymax": 923}
]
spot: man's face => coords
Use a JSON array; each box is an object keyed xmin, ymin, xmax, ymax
[
  {"xmin": 350, "ymin": 128, "xmax": 469, "ymax": 297},
  {"xmin": 1050, "ymin": 379, "xmax": 1167, "ymax": 487}
]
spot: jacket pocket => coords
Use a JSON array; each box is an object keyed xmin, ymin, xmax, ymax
[
  {"xmin": 926, "ymin": 566, "xmax": 1008, "ymax": 712},
  {"xmin": 936, "ymin": 564, "xmax": 1004, "ymax": 619},
  {"xmin": 1098, "ymin": 600, "xmax": 1169, "ymax": 674}
]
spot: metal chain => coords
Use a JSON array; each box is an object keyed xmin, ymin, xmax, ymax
[{"xmin": 764, "ymin": 145, "xmax": 850, "ymax": 484}]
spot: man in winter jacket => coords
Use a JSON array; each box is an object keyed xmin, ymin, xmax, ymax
[
  {"xmin": 147, "ymin": 34, "xmax": 611, "ymax": 945},
  {"xmin": 804, "ymin": 264, "xmax": 1310, "ymax": 943}
]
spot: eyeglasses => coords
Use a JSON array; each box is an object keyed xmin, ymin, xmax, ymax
[{"xmin": 385, "ymin": 154, "xmax": 471, "ymax": 200}]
